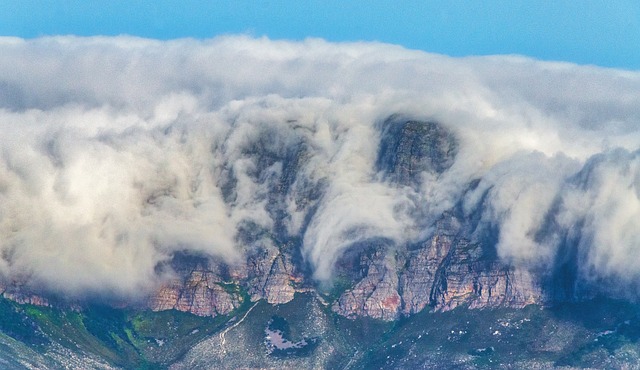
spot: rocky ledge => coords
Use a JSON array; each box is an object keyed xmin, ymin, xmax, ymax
[{"xmin": 145, "ymin": 212, "xmax": 546, "ymax": 321}]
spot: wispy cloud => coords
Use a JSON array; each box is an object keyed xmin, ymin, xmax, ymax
[{"xmin": 1, "ymin": 35, "xmax": 639, "ymax": 297}]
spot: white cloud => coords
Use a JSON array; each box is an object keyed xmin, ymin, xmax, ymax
[{"xmin": 1, "ymin": 35, "xmax": 640, "ymax": 296}]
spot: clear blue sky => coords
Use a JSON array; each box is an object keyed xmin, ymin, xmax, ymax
[{"xmin": 1, "ymin": 0, "xmax": 639, "ymax": 70}]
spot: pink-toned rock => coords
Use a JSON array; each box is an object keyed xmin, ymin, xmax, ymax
[
  {"xmin": 246, "ymin": 244, "xmax": 298, "ymax": 305},
  {"xmin": 400, "ymin": 234, "xmax": 453, "ymax": 315},
  {"xmin": 333, "ymin": 248, "xmax": 401, "ymax": 321},
  {"xmin": 0, "ymin": 280, "xmax": 51, "ymax": 307},
  {"xmin": 430, "ymin": 240, "xmax": 545, "ymax": 311},
  {"xmin": 149, "ymin": 268, "xmax": 242, "ymax": 317}
]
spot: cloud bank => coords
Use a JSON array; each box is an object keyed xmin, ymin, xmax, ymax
[{"xmin": 1, "ymin": 35, "xmax": 640, "ymax": 297}]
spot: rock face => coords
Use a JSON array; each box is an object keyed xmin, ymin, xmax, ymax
[
  {"xmin": 244, "ymin": 242, "xmax": 301, "ymax": 304},
  {"xmin": 148, "ymin": 240, "xmax": 304, "ymax": 317},
  {"xmin": 400, "ymin": 234, "xmax": 455, "ymax": 315},
  {"xmin": 0, "ymin": 116, "xmax": 577, "ymax": 321},
  {"xmin": 428, "ymin": 239, "xmax": 543, "ymax": 311},
  {"xmin": 147, "ymin": 116, "xmax": 470, "ymax": 320},
  {"xmin": 146, "ymin": 210, "xmax": 544, "ymax": 321},
  {"xmin": 149, "ymin": 267, "xmax": 242, "ymax": 317},
  {"xmin": 377, "ymin": 114, "xmax": 458, "ymax": 186},
  {"xmin": 332, "ymin": 243, "xmax": 402, "ymax": 321},
  {"xmin": 120, "ymin": 116, "xmax": 549, "ymax": 320},
  {"xmin": 327, "ymin": 214, "xmax": 544, "ymax": 320},
  {"xmin": 0, "ymin": 281, "xmax": 50, "ymax": 307}
]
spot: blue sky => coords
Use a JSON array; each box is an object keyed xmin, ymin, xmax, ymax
[{"xmin": 1, "ymin": 1, "xmax": 639, "ymax": 70}]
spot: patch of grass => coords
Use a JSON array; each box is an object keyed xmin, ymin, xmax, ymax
[
  {"xmin": 0, "ymin": 297, "xmax": 238, "ymax": 368},
  {"xmin": 0, "ymin": 299, "xmax": 49, "ymax": 347}
]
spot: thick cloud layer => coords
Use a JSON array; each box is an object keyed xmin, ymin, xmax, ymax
[{"xmin": 1, "ymin": 35, "xmax": 640, "ymax": 297}]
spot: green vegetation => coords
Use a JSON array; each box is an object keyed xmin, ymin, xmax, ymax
[
  {"xmin": 2, "ymin": 294, "xmax": 640, "ymax": 368},
  {"xmin": 0, "ymin": 296, "xmax": 243, "ymax": 369},
  {"xmin": 0, "ymin": 299, "xmax": 49, "ymax": 347}
]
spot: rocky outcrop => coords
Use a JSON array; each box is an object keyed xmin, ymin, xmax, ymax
[
  {"xmin": 328, "ymin": 230, "xmax": 544, "ymax": 320},
  {"xmin": 1, "ymin": 291, "xmax": 50, "ymax": 307},
  {"xmin": 429, "ymin": 239, "xmax": 543, "ymax": 311},
  {"xmin": 400, "ymin": 234, "xmax": 454, "ymax": 315},
  {"xmin": 245, "ymin": 243, "xmax": 300, "ymax": 305},
  {"xmin": 377, "ymin": 115, "xmax": 458, "ymax": 186},
  {"xmin": 149, "ymin": 219, "xmax": 546, "ymax": 321},
  {"xmin": 149, "ymin": 264, "xmax": 243, "ymax": 317},
  {"xmin": 148, "ymin": 240, "xmax": 304, "ymax": 317},
  {"xmin": 332, "ymin": 246, "xmax": 401, "ymax": 321},
  {"xmin": 0, "ymin": 281, "xmax": 51, "ymax": 307}
]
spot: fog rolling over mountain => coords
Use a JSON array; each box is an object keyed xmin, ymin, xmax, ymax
[{"xmin": 1, "ymin": 35, "xmax": 640, "ymax": 302}]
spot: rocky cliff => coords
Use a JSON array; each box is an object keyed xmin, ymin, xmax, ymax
[
  {"xmin": 145, "ymin": 212, "xmax": 545, "ymax": 321},
  {"xmin": 143, "ymin": 116, "xmax": 550, "ymax": 321},
  {"xmin": 0, "ymin": 281, "xmax": 51, "ymax": 307},
  {"xmin": 0, "ymin": 116, "xmax": 585, "ymax": 321}
]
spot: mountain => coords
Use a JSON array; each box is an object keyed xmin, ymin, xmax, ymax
[
  {"xmin": 3, "ymin": 116, "xmax": 640, "ymax": 369},
  {"xmin": 137, "ymin": 115, "xmax": 582, "ymax": 321},
  {"xmin": 3, "ymin": 35, "xmax": 640, "ymax": 369},
  {"xmin": 136, "ymin": 115, "xmax": 542, "ymax": 321}
]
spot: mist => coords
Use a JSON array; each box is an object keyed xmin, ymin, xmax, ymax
[{"xmin": 1, "ymin": 35, "xmax": 640, "ymax": 297}]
